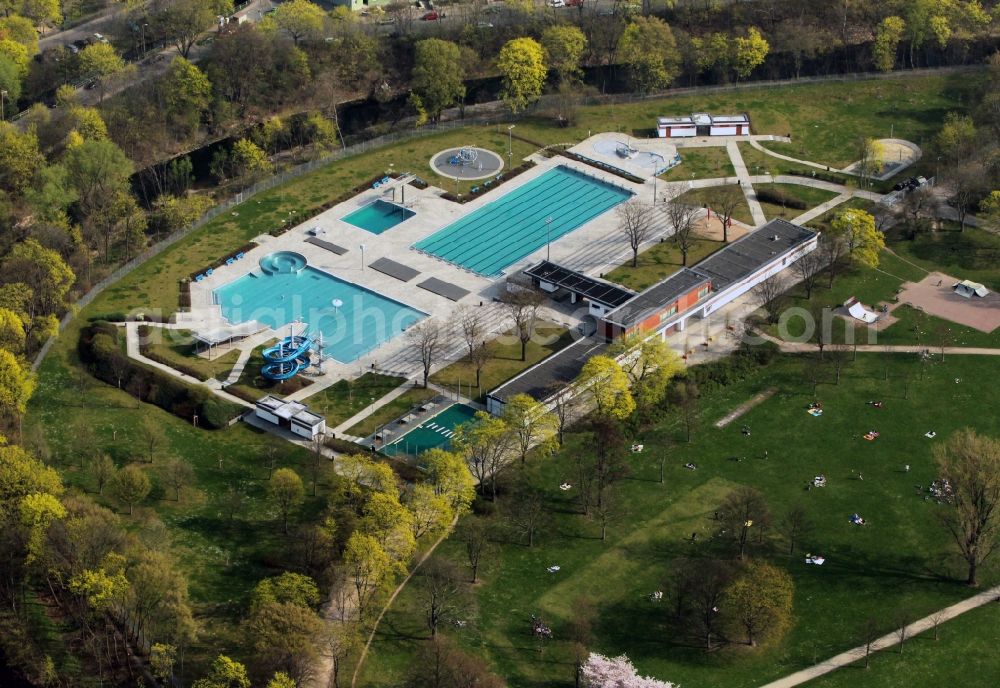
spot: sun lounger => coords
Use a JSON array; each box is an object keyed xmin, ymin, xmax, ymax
[
  {"xmin": 225, "ymin": 258, "xmax": 235, "ymax": 265},
  {"xmin": 809, "ymin": 409, "xmax": 823, "ymax": 417},
  {"xmin": 559, "ymin": 483, "xmax": 572, "ymax": 491},
  {"xmin": 631, "ymin": 444, "xmax": 644, "ymax": 453},
  {"xmin": 925, "ymin": 431, "xmax": 937, "ymax": 439},
  {"xmin": 805, "ymin": 555, "xmax": 825, "ymax": 565},
  {"xmin": 547, "ymin": 565, "xmax": 561, "ymax": 573},
  {"xmin": 195, "ymin": 274, "xmax": 205, "ymax": 282},
  {"xmin": 236, "ymin": 252, "xmax": 245, "ymax": 260},
  {"xmin": 382, "ymin": 176, "xmax": 390, "ymax": 184}
]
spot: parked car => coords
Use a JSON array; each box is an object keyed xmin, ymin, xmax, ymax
[{"xmin": 93, "ymin": 33, "xmax": 108, "ymax": 44}]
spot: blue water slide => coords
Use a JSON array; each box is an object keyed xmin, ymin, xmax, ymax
[{"xmin": 261, "ymin": 335, "xmax": 312, "ymax": 381}]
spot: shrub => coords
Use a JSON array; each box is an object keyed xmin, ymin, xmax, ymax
[{"xmin": 755, "ymin": 188, "xmax": 807, "ymax": 210}]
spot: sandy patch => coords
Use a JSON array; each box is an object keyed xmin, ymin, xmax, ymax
[{"xmin": 897, "ymin": 272, "xmax": 1000, "ymax": 333}]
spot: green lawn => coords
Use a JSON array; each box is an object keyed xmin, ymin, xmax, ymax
[
  {"xmin": 605, "ymin": 235, "xmax": 727, "ymax": 291},
  {"xmin": 139, "ymin": 327, "xmax": 241, "ymax": 381},
  {"xmin": 302, "ymin": 372, "xmax": 407, "ymax": 430},
  {"xmin": 430, "ymin": 323, "xmax": 573, "ymax": 402},
  {"xmin": 662, "ymin": 146, "xmax": 735, "ymax": 181},
  {"xmin": 887, "ymin": 228, "xmax": 1000, "ymax": 292},
  {"xmin": 345, "ymin": 387, "xmax": 439, "ymax": 439},
  {"xmin": 358, "ymin": 352, "xmax": 1000, "ymax": 688},
  {"xmin": 672, "ymin": 185, "xmax": 755, "ymax": 226},
  {"xmin": 806, "ymin": 602, "xmax": 1000, "ymax": 688},
  {"xmin": 755, "ymin": 183, "xmax": 840, "ymax": 222}
]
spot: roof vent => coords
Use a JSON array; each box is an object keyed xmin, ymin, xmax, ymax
[{"xmin": 771, "ymin": 234, "xmax": 780, "ymax": 241}]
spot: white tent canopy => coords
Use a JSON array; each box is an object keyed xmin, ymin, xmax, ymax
[{"xmin": 953, "ymin": 280, "xmax": 989, "ymax": 298}]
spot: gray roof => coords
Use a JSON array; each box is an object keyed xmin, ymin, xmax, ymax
[
  {"xmin": 692, "ymin": 219, "xmax": 816, "ymax": 291},
  {"xmin": 603, "ymin": 268, "xmax": 709, "ymax": 328},
  {"xmin": 488, "ymin": 336, "xmax": 608, "ymax": 404}
]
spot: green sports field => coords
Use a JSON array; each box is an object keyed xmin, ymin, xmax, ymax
[{"xmin": 381, "ymin": 403, "xmax": 479, "ymax": 457}]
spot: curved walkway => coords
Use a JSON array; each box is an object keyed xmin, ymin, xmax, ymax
[{"xmin": 758, "ymin": 584, "xmax": 1000, "ymax": 688}]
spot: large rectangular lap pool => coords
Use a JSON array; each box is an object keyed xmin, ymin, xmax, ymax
[
  {"xmin": 214, "ymin": 265, "xmax": 424, "ymax": 363},
  {"xmin": 413, "ymin": 166, "xmax": 633, "ymax": 277}
]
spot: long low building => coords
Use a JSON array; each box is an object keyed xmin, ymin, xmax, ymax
[
  {"xmin": 487, "ymin": 219, "xmax": 818, "ymax": 413},
  {"xmin": 657, "ymin": 112, "xmax": 751, "ymax": 138}
]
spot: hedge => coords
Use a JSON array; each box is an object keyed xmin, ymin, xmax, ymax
[
  {"xmin": 78, "ymin": 322, "xmax": 241, "ymax": 429},
  {"xmin": 755, "ymin": 188, "xmax": 807, "ymax": 210},
  {"xmin": 439, "ymin": 161, "xmax": 537, "ymax": 203}
]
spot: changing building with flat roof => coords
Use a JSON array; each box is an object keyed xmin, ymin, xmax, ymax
[{"xmin": 657, "ymin": 113, "xmax": 751, "ymax": 138}]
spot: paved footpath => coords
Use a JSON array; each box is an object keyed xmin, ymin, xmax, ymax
[
  {"xmin": 759, "ymin": 585, "xmax": 1000, "ymax": 688},
  {"xmin": 727, "ymin": 140, "xmax": 768, "ymax": 226}
]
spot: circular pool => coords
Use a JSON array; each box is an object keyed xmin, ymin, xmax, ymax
[{"xmin": 259, "ymin": 251, "xmax": 307, "ymax": 274}]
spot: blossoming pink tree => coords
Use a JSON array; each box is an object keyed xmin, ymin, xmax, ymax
[{"xmin": 581, "ymin": 653, "xmax": 676, "ymax": 688}]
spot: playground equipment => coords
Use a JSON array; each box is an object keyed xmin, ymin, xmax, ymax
[
  {"xmin": 261, "ymin": 335, "xmax": 313, "ymax": 381},
  {"xmin": 449, "ymin": 147, "xmax": 478, "ymax": 166}
]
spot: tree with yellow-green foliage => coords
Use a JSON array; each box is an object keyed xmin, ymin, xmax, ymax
[
  {"xmin": 874, "ymin": 16, "xmax": 906, "ymax": 72},
  {"xmin": 362, "ymin": 490, "xmax": 416, "ymax": 562},
  {"xmin": 855, "ymin": 137, "xmax": 885, "ymax": 189},
  {"xmin": 0, "ymin": 306, "xmax": 25, "ymax": 354},
  {"xmin": 17, "ymin": 0, "xmax": 61, "ymax": 29},
  {"xmin": 1, "ymin": 238, "xmax": 74, "ymax": 317},
  {"xmin": 162, "ymin": 57, "xmax": 212, "ymax": 136},
  {"xmin": 0, "ymin": 348, "xmax": 35, "ymax": 423},
  {"xmin": 502, "ymin": 393, "xmax": 558, "ymax": 466},
  {"xmin": 0, "ymin": 14, "xmax": 38, "ymax": 55},
  {"xmin": 497, "ymin": 37, "xmax": 547, "ymax": 114},
  {"xmin": 192, "ymin": 655, "xmax": 250, "ymax": 688},
  {"xmin": 0, "ymin": 122, "xmax": 44, "ymax": 194},
  {"xmin": 407, "ymin": 483, "xmax": 453, "ymax": 538},
  {"xmin": 273, "ymin": 0, "xmax": 325, "ymax": 45},
  {"xmin": 269, "ymin": 468, "xmax": 304, "ymax": 534},
  {"xmin": 830, "ymin": 208, "xmax": 885, "ymax": 269},
  {"xmin": 619, "ymin": 16, "xmax": 680, "ymax": 95},
  {"xmin": 19, "ymin": 492, "xmax": 66, "ymax": 565},
  {"xmin": 454, "ymin": 411, "xmax": 514, "ymax": 500},
  {"xmin": 0, "ymin": 443, "xmax": 62, "ymax": 519},
  {"xmin": 423, "ymin": 448, "xmax": 475, "ymax": 515},
  {"xmin": 541, "ymin": 24, "xmax": 587, "ymax": 85},
  {"xmin": 981, "ymin": 190, "xmax": 1000, "ymax": 230},
  {"xmin": 732, "ymin": 26, "xmax": 769, "ymax": 80},
  {"xmin": 411, "ymin": 38, "xmax": 465, "ymax": 124},
  {"xmin": 113, "ymin": 464, "xmax": 150, "ymax": 515},
  {"xmin": 723, "ymin": 560, "xmax": 794, "ymax": 646},
  {"xmin": 77, "ymin": 42, "xmax": 128, "ymax": 102},
  {"xmin": 577, "ymin": 355, "xmax": 635, "ymax": 421},
  {"xmin": 344, "ymin": 531, "xmax": 395, "ymax": 618}
]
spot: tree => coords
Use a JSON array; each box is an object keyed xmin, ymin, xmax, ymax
[
  {"xmin": 163, "ymin": 457, "xmax": 194, "ymax": 501},
  {"xmin": 717, "ymin": 487, "xmax": 771, "ymax": 559},
  {"xmin": 157, "ymin": 0, "xmax": 234, "ymax": 58},
  {"xmin": 248, "ymin": 597, "xmax": 323, "ymax": 681},
  {"xmin": 981, "ymin": 190, "xmax": 1000, "ymax": 230},
  {"xmin": 407, "ymin": 635, "xmax": 506, "ymax": 688},
  {"xmin": 162, "ymin": 57, "xmax": 211, "ymax": 135},
  {"xmin": 411, "ymin": 39, "xmax": 465, "ymax": 123},
  {"xmin": 577, "ymin": 355, "xmax": 634, "ymax": 421},
  {"xmin": 505, "ymin": 480, "xmax": 546, "ymax": 547},
  {"xmin": 497, "ymin": 37, "xmax": 547, "ymax": 113},
  {"xmin": 670, "ymin": 557, "xmax": 734, "ymax": 650},
  {"xmin": 272, "ymin": 0, "xmax": 325, "ymax": 45},
  {"xmin": 830, "ymin": 208, "xmax": 884, "ymax": 268},
  {"xmin": 500, "ymin": 286, "xmax": 544, "ymax": 362},
  {"xmin": 933, "ymin": 429, "xmax": 1000, "ymax": 586},
  {"xmin": 792, "ymin": 249, "xmax": 825, "ymax": 299},
  {"xmin": 667, "ymin": 201, "xmax": 699, "ymax": 266},
  {"xmin": 192, "ymin": 654, "xmax": 250, "ymax": 688},
  {"xmin": 63, "ymin": 139, "xmax": 133, "ymax": 259},
  {"xmin": 454, "ymin": 411, "xmax": 513, "ymax": 500},
  {"xmin": 855, "ymin": 138, "xmax": 885, "ymax": 189},
  {"xmin": 779, "ymin": 504, "xmax": 815, "ymax": 555},
  {"xmin": 818, "ymin": 231, "xmax": 848, "ymax": 288},
  {"xmin": 712, "ymin": 186, "xmax": 743, "ymax": 243},
  {"xmin": 461, "ymin": 518, "xmax": 493, "ymax": 584},
  {"xmin": 619, "ymin": 16, "xmax": 680, "ymax": 94},
  {"xmin": 580, "ymin": 653, "xmax": 676, "ymax": 688},
  {"xmin": 423, "ymin": 448, "xmax": 475, "ymax": 515},
  {"xmin": 616, "ymin": 198, "xmax": 654, "ymax": 268},
  {"xmin": 0, "ymin": 122, "xmax": 44, "ymax": 195},
  {"xmin": 502, "ymin": 393, "xmax": 558, "ymax": 466},
  {"xmin": 0, "ymin": 13, "xmax": 40, "ymax": 54},
  {"xmin": 751, "ymin": 274, "xmax": 788, "ymax": 325},
  {"xmin": 406, "ymin": 318, "xmax": 443, "ymax": 388},
  {"xmin": 139, "ymin": 416, "xmax": 164, "ymax": 463},
  {"xmin": 325, "ymin": 621, "xmax": 361, "ymax": 688},
  {"xmin": 343, "ymin": 532, "xmax": 394, "ymax": 618},
  {"xmin": 874, "ymin": 16, "xmax": 906, "ymax": 72},
  {"xmin": 732, "ymin": 27, "xmax": 769, "ymax": 80},
  {"xmin": 266, "ymin": 673, "xmax": 296, "ymax": 688},
  {"xmin": 723, "ymin": 561, "xmax": 794, "ymax": 646},
  {"xmin": 947, "ymin": 162, "xmax": 987, "ymax": 231},
  {"xmin": 0, "ymin": 53, "xmax": 21, "ymax": 108},
  {"xmin": 0, "ymin": 348, "xmax": 34, "ymax": 423},
  {"xmin": 421, "ymin": 558, "xmax": 465, "ymax": 637},
  {"xmin": 541, "ymin": 24, "xmax": 587, "ymax": 85},
  {"xmin": 936, "ymin": 112, "xmax": 978, "ymax": 166},
  {"xmin": 77, "ymin": 42, "xmax": 127, "ymax": 102},
  {"xmin": 113, "ymin": 465, "xmax": 150, "ymax": 515},
  {"xmin": 228, "ymin": 138, "xmax": 271, "ymax": 182},
  {"xmin": 90, "ymin": 453, "xmax": 116, "ymax": 496},
  {"xmin": 408, "ymin": 483, "xmax": 452, "ymax": 539},
  {"xmin": 269, "ymin": 468, "xmax": 304, "ymax": 534}
]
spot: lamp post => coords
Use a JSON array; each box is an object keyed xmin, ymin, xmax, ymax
[
  {"xmin": 545, "ymin": 216, "xmax": 553, "ymax": 261},
  {"xmin": 507, "ymin": 124, "xmax": 515, "ymax": 166},
  {"xmin": 936, "ymin": 156, "xmax": 941, "ymax": 185},
  {"xmin": 0, "ymin": 90, "xmax": 6, "ymax": 121},
  {"xmin": 360, "ymin": 243, "xmax": 366, "ymax": 272},
  {"xmin": 141, "ymin": 23, "xmax": 148, "ymax": 55}
]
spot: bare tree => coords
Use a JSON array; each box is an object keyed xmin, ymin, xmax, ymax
[
  {"xmin": 779, "ymin": 504, "xmax": 814, "ymax": 555},
  {"xmin": 933, "ymin": 429, "xmax": 1000, "ymax": 586},
  {"xmin": 929, "ymin": 610, "xmax": 947, "ymax": 641},
  {"xmin": 421, "ymin": 559, "xmax": 466, "ymax": 637},
  {"xmin": 456, "ymin": 306, "xmax": 487, "ymax": 361},
  {"xmin": 616, "ymin": 198, "xmax": 655, "ymax": 267},
  {"xmin": 818, "ymin": 232, "xmax": 849, "ymax": 288},
  {"xmin": 568, "ymin": 597, "xmax": 595, "ymax": 688},
  {"xmin": 752, "ymin": 274, "xmax": 788, "ymax": 325},
  {"xmin": 792, "ymin": 249, "xmax": 825, "ymax": 299},
  {"xmin": 407, "ymin": 319, "xmax": 444, "ymax": 388},
  {"xmin": 669, "ymin": 557, "xmax": 734, "ymax": 650},
  {"xmin": 861, "ymin": 617, "xmax": 880, "ymax": 668},
  {"xmin": 827, "ymin": 347, "xmax": 850, "ymax": 384},
  {"xmin": 670, "ymin": 381, "xmax": 700, "ymax": 443},
  {"xmin": 90, "ymin": 453, "xmax": 116, "ymax": 496},
  {"xmin": 894, "ymin": 609, "xmax": 912, "ymax": 654},
  {"xmin": 139, "ymin": 418, "xmax": 164, "ymax": 464},
  {"xmin": 667, "ymin": 202, "xmax": 700, "ymax": 266},
  {"xmin": 499, "ymin": 286, "xmax": 545, "ymax": 361},
  {"xmin": 902, "ymin": 187, "xmax": 933, "ymax": 233},
  {"xmin": 593, "ymin": 485, "xmax": 621, "ymax": 541},
  {"xmin": 163, "ymin": 457, "xmax": 193, "ymax": 501},
  {"xmin": 718, "ymin": 486, "xmax": 771, "ymax": 560},
  {"xmin": 549, "ymin": 381, "xmax": 581, "ymax": 446},
  {"xmin": 947, "ymin": 163, "xmax": 987, "ymax": 231},
  {"xmin": 504, "ymin": 482, "xmax": 546, "ymax": 547},
  {"xmin": 469, "ymin": 340, "xmax": 492, "ymax": 389},
  {"xmin": 713, "ymin": 186, "xmax": 743, "ymax": 242},
  {"xmin": 461, "ymin": 519, "xmax": 494, "ymax": 583}
]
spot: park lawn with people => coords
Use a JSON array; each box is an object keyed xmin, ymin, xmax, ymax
[
  {"xmin": 25, "ymin": 342, "xmax": 325, "ymax": 675},
  {"xmin": 357, "ymin": 352, "xmax": 1000, "ymax": 688}
]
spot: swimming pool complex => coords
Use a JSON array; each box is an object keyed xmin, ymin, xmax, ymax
[
  {"xmin": 341, "ymin": 199, "xmax": 415, "ymax": 234},
  {"xmin": 413, "ymin": 166, "xmax": 633, "ymax": 277},
  {"xmin": 214, "ymin": 255, "xmax": 424, "ymax": 363}
]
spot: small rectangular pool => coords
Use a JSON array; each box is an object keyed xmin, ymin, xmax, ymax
[
  {"xmin": 214, "ymin": 265, "xmax": 424, "ymax": 363},
  {"xmin": 413, "ymin": 166, "xmax": 633, "ymax": 277},
  {"xmin": 341, "ymin": 199, "xmax": 415, "ymax": 235},
  {"xmin": 381, "ymin": 403, "xmax": 479, "ymax": 456}
]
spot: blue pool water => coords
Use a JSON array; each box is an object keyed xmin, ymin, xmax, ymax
[
  {"xmin": 342, "ymin": 199, "xmax": 415, "ymax": 234},
  {"xmin": 413, "ymin": 166, "xmax": 633, "ymax": 277},
  {"xmin": 215, "ymin": 262, "xmax": 424, "ymax": 363}
]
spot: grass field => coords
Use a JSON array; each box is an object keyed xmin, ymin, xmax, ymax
[
  {"xmin": 346, "ymin": 386, "xmax": 439, "ymax": 439},
  {"xmin": 430, "ymin": 323, "xmax": 574, "ymax": 402},
  {"xmin": 662, "ymin": 146, "xmax": 735, "ymax": 181},
  {"xmin": 672, "ymin": 185, "xmax": 755, "ymax": 226},
  {"xmin": 357, "ymin": 352, "xmax": 1000, "ymax": 688},
  {"xmin": 887, "ymin": 228, "xmax": 1000, "ymax": 292},
  {"xmin": 605, "ymin": 235, "xmax": 727, "ymax": 291},
  {"xmin": 303, "ymin": 372, "xmax": 407, "ymax": 429}
]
